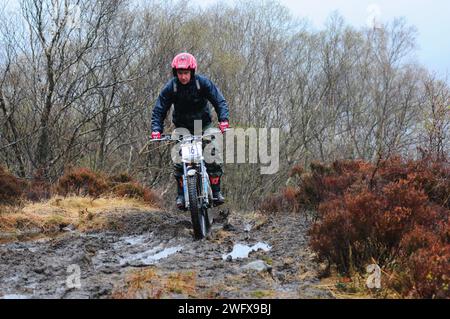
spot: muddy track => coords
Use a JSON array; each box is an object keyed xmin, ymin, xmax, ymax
[{"xmin": 0, "ymin": 208, "xmax": 332, "ymax": 299}]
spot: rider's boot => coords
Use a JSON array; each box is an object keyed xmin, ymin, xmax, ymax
[
  {"xmin": 175, "ymin": 177, "xmax": 185, "ymax": 210},
  {"xmin": 210, "ymin": 176, "xmax": 225, "ymax": 205}
]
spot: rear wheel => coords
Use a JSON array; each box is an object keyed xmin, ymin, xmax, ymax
[{"xmin": 187, "ymin": 175, "xmax": 209, "ymax": 240}]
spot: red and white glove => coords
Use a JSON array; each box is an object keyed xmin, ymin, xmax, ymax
[
  {"xmin": 219, "ymin": 120, "xmax": 229, "ymax": 133},
  {"xmin": 151, "ymin": 131, "xmax": 161, "ymax": 140}
]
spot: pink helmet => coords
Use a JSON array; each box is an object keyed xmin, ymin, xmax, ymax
[{"xmin": 171, "ymin": 52, "xmax": 197, "ymax": 76}]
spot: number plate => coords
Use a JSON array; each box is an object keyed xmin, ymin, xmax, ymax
[{"xmin": 181, "ymin": 142, "xmax": 202, "ymax": 162}]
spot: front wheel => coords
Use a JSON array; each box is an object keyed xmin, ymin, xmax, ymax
[{"xmin": 187, "ymin": 175, "xmax": 210, "ymax": 240}]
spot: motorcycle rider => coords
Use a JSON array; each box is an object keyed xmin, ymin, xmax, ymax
[{"xmin": 151, "ymin": 52, "xmax": 230, "ymax": 209}]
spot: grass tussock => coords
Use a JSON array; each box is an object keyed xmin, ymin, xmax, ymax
[
  {"xmin": 316, "ymin": 270, "xmax": 402, "ymax": 299},
  {"xmin": 0, "ymin": 167, "xmax": 163, "ymax": 208},
  {"xmin": 0, "ymin": 195, "xmax": 159, "ymax": 242},
  {"xmin": 0, "ymin": 167, "xmax": 163, "ymax": 242},
  {"xmin": 111, "ymin": 268, "xmax": 198, "ymax": 299}
]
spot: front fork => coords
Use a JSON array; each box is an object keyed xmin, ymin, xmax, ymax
[
  {"xmin": 201, "ymin": 160, "xmax": 211, "ymax": 207},
  {"xmin": 182, "ymin": 162, "xmax": 190, "ymax": 209}
]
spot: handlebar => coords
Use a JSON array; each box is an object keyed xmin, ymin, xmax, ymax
[
  {"xmin": 151, "ymin": 135, "xmax": 173, "ymax": 142},
  {"xmin": 150, "ymin": 128, "xmax": 231, "ymax": 142},
  {"xmin": 139, "ymin": 129, "xmax": 231, "ymax": 155}
]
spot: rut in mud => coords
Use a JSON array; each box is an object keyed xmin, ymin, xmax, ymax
[{"xmin": 0, "ymin": 208, "xmax": 332, "ymax": 299}]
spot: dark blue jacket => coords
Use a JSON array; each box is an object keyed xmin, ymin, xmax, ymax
[{"xmin": 151, "ymin": 74, "xmax": 229, "ymax": 133}]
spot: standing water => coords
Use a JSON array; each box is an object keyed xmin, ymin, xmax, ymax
[{"xmin": 222, "ymin": 242, "xmax": 271, "ymax": 260}]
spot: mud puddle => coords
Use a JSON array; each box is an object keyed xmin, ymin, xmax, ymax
[{"xmin": 0, "ymin": 209, "xmax": 332, "ymax": 299}]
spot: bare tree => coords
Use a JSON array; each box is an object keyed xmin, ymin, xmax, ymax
[
  {"xmin": 19, "ymin": 0, "xmax": 126, "ymax": 178},
  {"xmin": 0, "ymin": 0, "xmax": 448, "ymax": 209}
]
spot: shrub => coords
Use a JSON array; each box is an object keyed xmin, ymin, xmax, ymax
[
  {"xmin": 407, "ymin": 160, "xmax": 450, "ymax": 209},
  {"xmin": 0, "ymin": 166, "xmax": 26, "ymax": 204},
  {"xmin": 376, "ymin": 156, "xmax": 410, "ymax": 184},
  {"xmin": 374, "ymin": 180, "xmax": 433, "ymax": 248},
  {"xmin": 310, "ymin": 189, "xmax": 387, "ymax": 272},
  {"xmin": 396, "ymin": 216, "xmax": 449, "ymax": 298},
  {"xmin": 282, "ymin": 186, "xmax": 300, "ymax": 211},
  {"xmin": 286, "ymin": 160, "xmax": 376, "ymax": 210},
  {"xmin": 310, "ymin": 173, "xmax": 447, "ymax": 271},
  {"xmin": 142, "ymin": 188, "xmax": 163, "ymax": 207},
  {"xmin": 263, "ymin": 156, "xmax": 449, "ymax": 297},
  {"xmin": 306, "ymin": 157, "xmax": 450, "ymax": 297},
  {"xmin": 399, "ymin": 226, "xmax": 440, "ymax": 257},
  {"xmin": 25, "ymin": 179, "xmax": 52, "ymax": 202},
  {"xmin": 56, "ymin": 168, "xmax": 109, "ymax": 198},
  {"xmin": 294, "ymin": 172, "xmax": 322, "ymax": 209},
  {"xmin": 309, "ymin": 202, "xmax": 354, "ymax": 271},
  {"xmin": 258, "ymin": 193, "xmax": 284, "ymax": 214},
  {"xmin": 25, "ymin": 169, "xmax": 52, "ymax": 202},
  {"xmin": 108, "ymin": 172, "xmax": 134, "ymax": 185},
  {"xmin": 112, "ymin": 182, "xmax": 162, "ymax": 207},
  {"xmin": 288, "ymin": 164, "xmax": 304, "ymax": 178},
  {"xmin": 112, "ymin": 182, "xmax": 145, "ymax": 198},
  {"xmin": 407, "ymin": 244, "xmax": 450, "ymax": 298}
]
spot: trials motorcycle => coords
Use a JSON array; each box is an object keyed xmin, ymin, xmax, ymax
[{"xmin": 151, "ymin": 128, "xmax": 226, "ymax": 239}]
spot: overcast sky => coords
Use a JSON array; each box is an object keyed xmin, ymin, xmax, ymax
[
  {"xmin": 2, "ymin": 0, "xmax": 449, "ymax": 75},
  {"xmin": 196, "ymin": 0, "xmax": 450, "ymax": 76}
]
